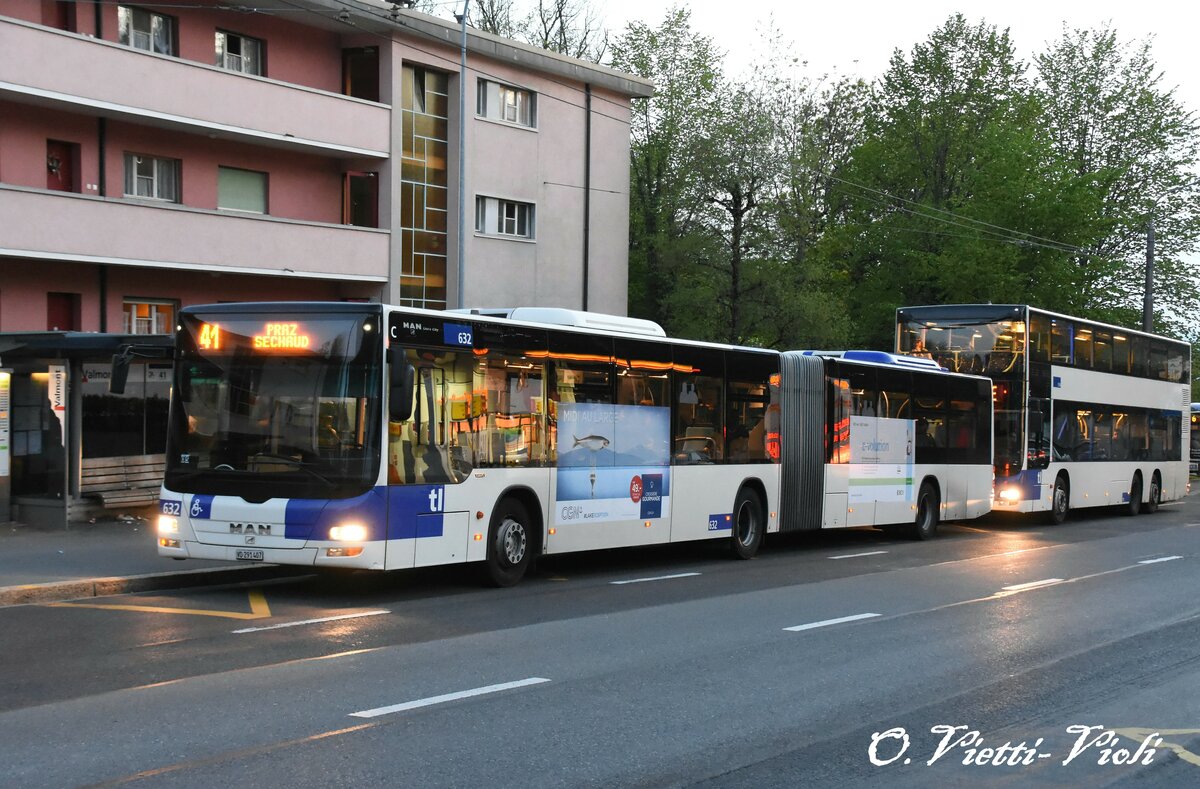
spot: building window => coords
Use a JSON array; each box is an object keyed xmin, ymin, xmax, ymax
[
  {"xmin": 123, "ymin": 300, "xmax": 176, "ymax": 335},
  {"xmin": 118, "ymin": 5, "xmax": 175, "ymax": 55},
  {"xmin": 217, "ymin": 166, "xmax": 268, "ymax": 213},
  {"xmin": 47, "ymin": 292, "xmax": 81, "ymax": 331},
  {"xmin": 123, "ymin": 153, "xmax": 180, "ymax": 202},
  {"xmin": 215, "ymin": 31, "xmax": 264, "ymax": 75},
  {"xmin": 475, "ymin": 196, "xmax": 535, "ymax": 239},
  {"xmin": 399, "ymin": 65, "xmax": 450, "ymax": 309},
  {"xmin": 477, "ymin": 79, "xmax": 536, "ymax": 127}
]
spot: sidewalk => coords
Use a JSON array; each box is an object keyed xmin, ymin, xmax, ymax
[{"xmin": 0, "ymin": 511, "xmax": 297, "ymax": 606}]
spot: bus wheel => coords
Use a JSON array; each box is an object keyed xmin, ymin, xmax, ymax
[
  {"xmin": 911, "ymin": 482, "xmax": 939, "ymax": 540},
  {"xmin": 484, "ymin": 499, "xmax": 532, "ymax": 587},
  {"xmin": 1141, "ymin": 473, "xmax": 1161, "ymax": 514},
  {"xmin": 1124, "ymin": 476, "xmax": 1142, "ymax": 517},
  {"xmin": 1047, "ymin": 475, "xmax": 1069, "ymax": 525},
  {"xmin": 730, "ymin": 488, "xmax": 764, "ymax": 559}
]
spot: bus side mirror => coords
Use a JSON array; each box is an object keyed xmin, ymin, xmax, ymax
[
  {"xmin": 388, "ymin": 349, "xmax": 415, "ymax": 422},
  {"xmin": 110, "ymin": 351, "xmax": 131, "ymax": 395}
]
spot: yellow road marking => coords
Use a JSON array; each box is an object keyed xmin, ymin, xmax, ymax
[
  {"xmin": 1113, "ymin": 728, "xmax": 1200, "ymax": 767},
  {"xmin": 47, "ymin": 589, "xmax": 271, "ymax": 620}
]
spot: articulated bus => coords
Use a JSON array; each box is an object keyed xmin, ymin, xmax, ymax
[
  {"xmin": 152, "ymin": 303, "xmax": 992, "ymax": 585},
  {"xmin": 897, "ymin": 304, "xmax": 1191, "ymax": 523}
]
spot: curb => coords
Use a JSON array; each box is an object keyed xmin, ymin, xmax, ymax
[{"xmin": 0, "ymin": 565, "xmax": 311, "ymax": 607}]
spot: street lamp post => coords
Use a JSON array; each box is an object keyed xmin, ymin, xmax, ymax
[
  {"xmin": 1143, "ymin": 215, "xmax": 1155, "ymax": 332},
  {"xmin": 456, "ymin": 0, "xmax": 469, "ymax": 309}
]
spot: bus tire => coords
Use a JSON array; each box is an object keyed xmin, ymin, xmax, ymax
[
  {"xmin": 911, "ymin": 482, "xmax": 939, "ymax": 541},
  {"xmin": 730, "ymin": 487, "xmax": 765, "ymax": 559},
  {"xmin": 1047, "ymin": 475, "xmax": 1069, "ymax": 525},
  {"xmin": 484, "ymin": 498, "xmax": 532, "ymax": 587},
  {"xmin": 1141, "ymin": 473, "xmax": 1161, "ymax": 514},
  {"xmin": 1124, "ymin": 475, "xmax": 1142, "ymax": 517}
]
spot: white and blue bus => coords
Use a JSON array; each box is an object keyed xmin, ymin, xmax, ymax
[
  {"xmin": 1191, "ymin": 403, "xmax": 1200, "ymax": 475},
  {"xmin": 151, "ymin": 303, "xmax": 992, "ymax": 585},
  {"xmin": 897, "ymin": 304, "xmax": 1191, "ymax": 523}
]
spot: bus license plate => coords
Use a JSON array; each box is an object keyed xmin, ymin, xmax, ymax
[{"xmin": 235, "ymin": 549, "xmax": 264, "ymax": 562}]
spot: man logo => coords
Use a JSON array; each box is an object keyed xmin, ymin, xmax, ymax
[
  {"xmin": 230, "ymin": 523, "xmax": 271, "ymax": 535},
  {"xmin": 245, "ymin": 535, "xmax": 256, "ymax": 545}
]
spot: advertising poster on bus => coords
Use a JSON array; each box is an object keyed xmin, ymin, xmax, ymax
[
  {"xmin": 555, "ymin": 403, "xmax": 671, "ymax": 525},
  {"xmin": 849, "ymin": 416, "xmax": 914, "ymax": 503}
]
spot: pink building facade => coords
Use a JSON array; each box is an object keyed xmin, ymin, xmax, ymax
[{"xmin": 0, "ymin": 0, "xmax": 652, "ymax": 522}]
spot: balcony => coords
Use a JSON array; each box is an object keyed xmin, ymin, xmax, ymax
[
  {"xmin": 0, "ymin": 17, "xmax": 390, "ymax": 159},
  {"xmin": 0, "ymin": 186, "xmax": 389, "ymax": 282}
]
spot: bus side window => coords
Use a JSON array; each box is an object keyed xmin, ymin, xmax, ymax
[
  {"xmin": 673, "ymin": 345, "xmax": 724, "ymax": 464},
  {"xmin": 725, "ymin": 351, "xmax": 775, "ymax": 463},
  {"xmin": 388, "ymin": 349, "xmax": 475, "ymax": 485},
  {"xmin": 472, "ymin": 353, "xmax": 545, "ymax": 469},
  {"xmin": 1028, "ymin": 312, "xmax": 1051, "ymax": 363},
  {"xmin": 1051, "ymin": 320, "xmax": 1072, "ymax": 365},
  {"xmin": 614, "ymin": 338, "xmax": 670, "ymax": 408},
  {"xmin": 827, "ymin": 377, "xmax": 851, "ymax": 464}
]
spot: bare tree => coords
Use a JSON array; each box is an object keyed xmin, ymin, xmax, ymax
[
  {"xmin": 521, "ymin": 0, "xmax": 608, "ymax": 63},
  {"xmin": 471, "ymin": 0, "xmax": 519, "ymax": 38}
]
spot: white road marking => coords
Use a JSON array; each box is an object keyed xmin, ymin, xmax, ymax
[
  {"xmin": 611, "ymin": 572, "xmax": 701, "ymax": 585},
  {"xmin": 232, "ymin": 610, "xmax": 390, "ymax": 634},
  {"xmin": 350, "ymin": 678, "xmax": 552, "ymax": 718},
  {"xmin": 1001, "ymin": 578, "xmax": 1063, "ymax": 592},
  {"xmin": 1138, "ymin": 556, "xmax": 1183, "ymax": 565},
  {"xmin": 828, "ymin": 550, "xmax": 888, "ymax": 560},
  {"xmin": 784, "ymin": 613, "xmax": 880, "ymax": 632}
]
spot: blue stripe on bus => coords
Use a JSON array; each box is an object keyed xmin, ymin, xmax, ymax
[
  {"xmin": 285, "ymin": 489, "xmax": 389, "ymax": 541},
  {"xmin": 708, "ymin": 513, "xmax": 732, "ymax": 532},
  {"xmin": 272, "ymin": 486, "xmax": 451, "ymax": 542},
  {"xmin": 998, "ymin": 469, "xmax": 1042, "ymax": 500},
  {"xmin": 387, "ymin": 485, "xmax": 445, "ymax": 540},
  {"xmin": 189, "ymin": 495, "xmax": 214, "ymax": 520}
]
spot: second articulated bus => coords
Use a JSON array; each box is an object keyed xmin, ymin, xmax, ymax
[
  {"xmin": 152, "ymin": 303, "xmax": 992, "ymax": 584},
  {"xmin": 898, "ymin": 304, "xmax": 1190, "ymax": 523}
]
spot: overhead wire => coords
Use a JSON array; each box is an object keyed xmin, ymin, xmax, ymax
[
  {"xmin": 826, "ymin": 175, "xmax": 1137, "ymax": 263},
  {"xmin": 830, "ymin": 174, "xmax": 1093, "ymax": 255}
]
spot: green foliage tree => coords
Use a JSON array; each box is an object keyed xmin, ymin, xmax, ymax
[
  {"xmin": 755, "ymin": 38, "xmax": 872, "ymax": 349},
  {"xmin": 1035, "ymin": 24, "xmax": 1200, "ymax": 335},
  {"xmin": 827, "ymin": 14, "xmax": 1103, "ymax": 347},
  {"xmin": 610, "ymin": 9, "xmax": 724, "ymax": 330}
]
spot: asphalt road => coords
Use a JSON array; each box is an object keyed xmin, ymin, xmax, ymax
[{"xmin": 3, "ymin": 499, "xmax": 1200, "ymax": 788}]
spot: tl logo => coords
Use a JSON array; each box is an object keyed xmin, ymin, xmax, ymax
[{"xmin": 427, "ymin": 487, "xmax": 445, "ymax": 512}]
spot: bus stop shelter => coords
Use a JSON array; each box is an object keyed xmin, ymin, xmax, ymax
[{"xmin": 0, "ymin": 332, "xmax": 172, "ymax": 526}]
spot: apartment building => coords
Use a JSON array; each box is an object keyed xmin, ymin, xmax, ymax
[{"xmin": 0, "ymin": 0, "xmax": 653, "ymax": 523}]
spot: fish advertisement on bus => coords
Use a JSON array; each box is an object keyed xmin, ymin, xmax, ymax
[
  {"xmin": 555, "ymin": 402, "xmax": 671, "ymax": 524},
  {"xmin": 848, "ymin": 415, "xmax": 914, "ymax": 503}
]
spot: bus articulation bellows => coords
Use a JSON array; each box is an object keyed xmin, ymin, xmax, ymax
[{"xmin": 153, "ymin": 303, "xmax": 992, "ymax": 585}]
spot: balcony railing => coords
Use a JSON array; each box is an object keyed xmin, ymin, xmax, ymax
[
  {"xmin": 0, "ymin": 187, "xmax": 389, "ymax": 282},
  {"xmin": 0, "ymin": 18, "xmax": 390, "ymax": 158}
]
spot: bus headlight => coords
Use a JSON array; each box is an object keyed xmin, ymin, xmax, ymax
[
  {"xmin": 998, "ymin": 487, "xmax": 1021, "ymax": 502},
  {"xmin": 329, "ymin": 523, "xmax": 368, "ymax": 542},
  {"xmin": 157, "ymin": 514, "xmax": 179, "ymax": 534}
]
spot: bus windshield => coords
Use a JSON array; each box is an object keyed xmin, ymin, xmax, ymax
[
  {"xmin": 165, "ymin": 311, "xmax": 383, "ymax": 498},
  {"xmin": 898, "ymin": 311, "xmax": 1026, "ymax": 473}
]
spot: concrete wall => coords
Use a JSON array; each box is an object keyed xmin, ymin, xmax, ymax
[
  {"xmin": 442, "ymin": 51, "xmax": 634, "ymax": 315},
  {"xmin": 0, "ymin": 257, "xmax": 381, "ymax": 332},
  {"xmin": 0, "ymin": 18, "xmax": 391, "ymax": 154},
  {"xmin": 0, "ymin": 103, "xmax": 353, "ymax": 222}
]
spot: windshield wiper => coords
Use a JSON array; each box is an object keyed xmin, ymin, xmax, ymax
[{"xmin": 249, "ymin": 452, "xmax": 333, "ymax": 486}]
